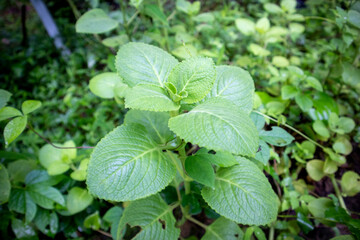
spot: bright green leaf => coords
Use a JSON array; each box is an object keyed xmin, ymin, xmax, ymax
[
  {"xmin": 67, "ymin": 187, "xmax": 93, "ymax": 215},
  {"xmin": 0, "ymin": 107, "xmax": 22, "ymax": 121},
  {"xmin": 313, "ymin": 120, "xmax": 330, "ymax": 138},
  {"xmin": 196, "ymin": 149, "xmax": 239, "ymax": 168},
  {"xmin": 84, "ymin": 211, "xmax": 101, "ymax": 230},
  {"xmin": 87, "ymin": 124, "xmax": 176, "ymax": 201},
  {"xmin": 202, "ymin": 161, "xmax": 278, "ymax": 225},
  {"xmin": 206, "ymin": 66, "xmax": 254, "ymax": 113},
  {"xmin": 295, "ymin": 94, "xmax": 313, "ymax": 112},
  {"xmin": 256, "ymin": 17, "xmax": 270, "ymax": 33},
  {"xmin": 235, "ymin": 18, "xmax": 255, "ymax": 36},
  {"xmin": 333, "ymin": 137, "xmax": 352, "ymax": 155},
  {"xmin": 272, "ymin": 56, "xmax": 289, "ymax": 68},
  {"xmin": 89, "ymin": 72, "xmax": 124, "ymax": 99},
  {"xmin": 248, "ymin": 44, "xmax": 270, "ymax": 57},
  {"xmin": 341, "ymin": 171, "xmax": 360, "ymax": 197},
  {"xmin": 102, "ymin": 34, "xmax": 129, "ymax": 48},
  {"xmin": 76, "ymin": 9, "xmax": 118, "ymax": 34},
  {"xmin": 4, "ymin": 115, "xmax": 27, "ymax": 146},
  {"xmin": 169, "ymin": 98, "xmax": 259, "ymax": 157},
  {"xmin": 21, "ymin": 100, "xmax": 41, "ymax": 115},
  {"xmin": 125, "ymin": 85, "xmax": 179, "ymax": 112},
  {"xmin": 116, "ymin": 42, "xmax": 178, "ymax": 87},
  {"xmin": 305, "ymin": 76, "xmax": 323, "ymax": 92},
  {"xmin": 167, "ymin": 57, "xmax": 215, "ymax": 104},
  {"xmin": 264, "ymin": 3, "xmax": 283, "ymax": 14},
  {"xmin": 306, "ymin": 160, "xmax": 325, "ymax": 181},
  {"xmin": 70, "ymin": 158, "xmax": 89, "ymax": 181},
  {"xmin": 0, "ymin": 89, "xmax": 12, "ymax": 109},
  {"xmin": 124, "ymin": 109, "xmax": 174, "ymax": 144},
  {"xmin": 144, "ymin": 4, "xmax": 168, "ymax": 25}
]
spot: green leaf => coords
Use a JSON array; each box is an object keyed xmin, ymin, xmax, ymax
[
  {"xmin": 87, "ymin": 124, "xmax": 176, "ymax": 201},
  {"xmin": 250, "ymin": 112, "xmax": 265, "ymax": 130},
  {"xmin": 341, "ymin": 62, "xmax": 360, "ymax": 89},
  {"xmin": 0, "ymin": 164, "xmax": 11, "ymax": 204},
  {"xmin": 333, "ymin": 137, "xmax": 352, "ymax": 155},
  {"xmin": 89, "ymin": 72, "xmax": 124, "ymax": 99},
  {"xmin": 28, "ymin": 184, "xmax": 65, "ymax": 209},
  {"xmin": 281, "ymin": 85, "xmax": 298, "ymax": 99},
  {"xmin": 66, "ymin": 187, "xmax": 93, "ymax": 215},
  {"xmin": 144, "ymin": 4, "xmax": 168, "ymax": 25},
  {"xmin": 259, "ymin": 127, "xmax": 294, "ymax": 146},
  {"xmin": 8, "ymin": 189, "xmax": 37, "ymax": 222},
  {"xmin": 235, "ymin": 18, "xmax": 255, "ymax": 36},
  {"xmin": 248, "ymin": 43, "xmax": 270, "ymax": 57},
  {"xmin": 84, "ymin": 211, "xmax": 101, "ymax": 230},
  {"xmin": 125, "ymin": 85, "xmax": 179, "ymax": 112},
  {"xmin": 202, "ymin": 160, "xmax": 278, "ymax": 225},
  {"xmin": 206, "ymin": 66, "xmax": 254, "ymax": 113},
  {"xmin": 21, "ymin": 100, "xmax": 41, "ymax": 115},
  {"xmin": 130, "ymin": 0, "xmax": 144, "ymax": 8},
  {"xmin": 185, "ymin": 155, "xmax": 215, "ymax": 188},
  {"xmin": 124, "ymin": 109, "xmax": 174, "ymax": 144},
  {"xmin": 76, "ymin": 9, "xmax": 118, "ymax": 34},
  {"xmin": 196, "ymin": 149, "xmax": 239, "ymax": 168},
  {"xmin": 341, "ymin": 171, "xmax": 360, "ymax": 197},
  {"xmin": 313, "ymin": 120, "xmax": 330, "ymax": 138},
  {"xmin": 8, "ymin": 159, "xmax": 37, "ymax": 183},
  {"xmin": 348, "ymin": 10, "xmax": 360, "ymax": 29},
  {"xmin": 176, "ymin": 0, "xmax": 200, "ymax": 15},
  {"xmin": 104, "ymin": 207, "xmax": 124, "ymax": 239},
  {"xmin": 202, "ymin": 217, "xmax": 243, "ymax": 240},
  {"xmin": 11, "ymin": 219, "xmax": 36, "ymax": 239},
  {"xmin": 0, "ymin": 89, "xmax": 12, "ymax": 109},
  {"xmin": 329, "ymin": 113, "xmax": 355, "ymax": 134},
  {"xmin": 306, "ymin": 160, "xmax": 325, "ymax": 181},
  {"xmin": 169, "ymin": 98, "xmax": 259, "ymax": 157},
  {"xmin": 25, "ymin": 170, "xmax": 64, "ymax": 186},
  {"xmin": 47, "ymin": 162, "xmax": 70, "ymax": 176},
  {"xmin": 166, "ymin": 57, "xmax": 215, "ymax": 104},
  {"xmin": 39, "ymin": 144, "xmax": 62, "ymax": 169},
  {"xmin": 308, "ymin": 197, "xmax": 334, "ymax": 225},
  {"xmin": 116, "ymin": 42, "xmax": 178, "ymax": 87},
  {"xmin": 0, "ymin": 107, "xmax": 22, "ymax": 121},
  {"xmin": 255, "ymin": 17, "xmax": 270, "ymax": 33},
  {"xmin": 264, "ymin": 3, "xmax": 283, "ymax": 14},
  {"xmin": 70, "ymin": 158, "xmax": 89, "ymax": 181},
  {"xmin": 4, "ymin": 115, "xmax": 27, "ymax": 146},
  {"xmin": 255, "ymin": 140, "xmax": 270, "ymax": 165},
  {"xmin": 295, "ymin": 94, "xmax": 313, "ymax": 112},
  {"xmin": 34, "ymin": 208, "xmax": 58, "ymax": 235},
  {"xmin": 305, "ymin": 76, "xmax": 323, "ymax": 92},
  {"xmin": 281, "ymin": 0, "xmax": 296, "ymax": 13},
  {"xmin": 118, "ymin": 194, "xmax": 180, "ymax": 240},
  {"xmin": 102, "ymin": 34, "xmax": 129, "ymax": 48},
  {"xmin": 272, "ymin": 56, "xmax": 289, "ymax": 68}
]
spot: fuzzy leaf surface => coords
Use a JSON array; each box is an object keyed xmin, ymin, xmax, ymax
[
  {"xmin": 86, "ymin": 124, "xmax": 176, "ymax": 201},
  {"xmin": 169, "ymin": 98, "xmax": 258, "ymax": 156},
  {"xmin": 117, "ymin": 194, "xmax": 180, "ymax": 240},
  {"xmin": 167, "ymin": 57, "xmax": 215, "ymax": 104},
  {"xmin": 202, "ymin": 160, "xmax": 278, "ymax": 225},
  {"xmin": 124, "ymin": 110, "xmax": 174, "ymax": 144},
  {"xmin": 206, "ymin": 66, "xmax": 254, "ymax": 113},
  {"xmin": 125, "ymin": 85, "xmax": 179, "ymax": 112},
  {"xmin": 116, "ymin": 42, "xmax": 178, "ymax": 87}
]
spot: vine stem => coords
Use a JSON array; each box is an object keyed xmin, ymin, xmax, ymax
[
  {"xmin": 95, "ymin": 229, "xmax": 112, "ymax": 238},
  {"xmin": 27, "ymin": 124, "xmax": 94, "ymax": 149},
  {"xmin": 268, "ymin": 224, "xmax": 275, "ymax": 240},
  {"xmin": 253, "ymin": 111, "xmax": 326, "ymax": 150},
  {"xmin": 186, "ymin": 216, "xmax": 208, "ymax": 230},
  {"xmin": 330, "ymin": 175, "xmax": 349, "ymax": 214}
]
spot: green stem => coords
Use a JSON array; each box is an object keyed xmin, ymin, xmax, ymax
[
  {"xmin": 269, "ymin": 224, "xmax": 275, "ymax": 240},
  {"xmin": 126, "ymin": 10, "xmax": 139, "ymax": 26},
  {"xmin": 120, "ymin": 0, "xmax": 132, "ymax": 41},
  {"xmin": 330, "ymin": 175, "xmax": 349, "ymax": 214},
  {"xmin": 66, "ymin": 0, "xmax": 81, "ymax": 19},
  {"xmin": 186, "ymin": 216, "xmax": 208, "ymax": 229},
  {"xmin": 166, "ymin": 150, "xmax": 185, "ymax": 179},
  {"xmin": 253, "ymin": 111, "xmax": 326, "ymax": 150},
  {"xmin": 304, "ymin": 16, "xmax": 336, "ymax": 24}
]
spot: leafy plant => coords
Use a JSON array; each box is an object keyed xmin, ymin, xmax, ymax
[{"xmin": 85, "ymin": 42, "xmax": 295, "ymax": 238}]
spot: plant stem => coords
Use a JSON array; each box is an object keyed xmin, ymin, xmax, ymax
[
  {"xmin": 269, "ymin": 224, "xmax": 275, "ymax": 240},
  {"xmin": 119, "ymin": 0, "xmax": 132, "ymax": 41},
  {"xmin": 330, "ymin": 175, "xmax": 349, "ymax": 214},
  {"xmin": 95, "ymin": 229, "xmax": 112, "ymax": 238},
  {"xmin": 186, "ymin": 216, "xmax": 208, "ymax": 229},
  {"xmin": 66, "ymin": 0, "xmax": 81, "ymax": 19},
  {"xmin": 304, "ymin": 16, "xmax": 336, "ymax": 24},
  {"xmin": 27, "ymin": 124, "xmax": 94, "ymax": 149},
  {"xmin": 254, "ymin": 111, "xmax": 326, "ymax": 150}
]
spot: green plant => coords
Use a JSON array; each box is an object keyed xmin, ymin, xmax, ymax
[{"xmin": 84, "ymin": 42, "xmax": 296, "ymax": 239}]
